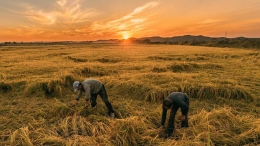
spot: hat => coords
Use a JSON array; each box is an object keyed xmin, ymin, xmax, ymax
[{"xmin": 73, "ymin": 81, "xmax": 80, "ymax": 92}]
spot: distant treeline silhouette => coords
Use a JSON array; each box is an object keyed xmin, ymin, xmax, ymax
[{"xmin": 133, "ymin": 35, "xmax": 260, "ymax": 49}]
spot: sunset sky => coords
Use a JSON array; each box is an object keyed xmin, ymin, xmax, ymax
[{"xmin": 0, "ymin": 0, "xmax": 260, "ymax": 42}]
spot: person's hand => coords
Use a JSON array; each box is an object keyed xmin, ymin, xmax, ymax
[
  {"xmin": 85, "ymin": 100, "xmax": 91, "ymax": 107},
  {"xmin": 179, "ymin": 115, "xmax": 185, "ymax": 121}
]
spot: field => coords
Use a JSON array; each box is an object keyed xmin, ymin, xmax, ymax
[{"xmin": 0, "ymin": 43, "xmax": 260, "ymax": 145}]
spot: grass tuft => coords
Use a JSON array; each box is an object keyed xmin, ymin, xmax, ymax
[{"xmin": 152, "ymin": 66, "xmax": 167, "ymax": 73}]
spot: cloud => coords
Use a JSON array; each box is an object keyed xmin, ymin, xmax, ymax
[
  {"xmin": 3, "ymin": 1, "xmax": 159, "ymax": 40},
  {"xmin": 56, "ymin": 0, "xmax": 67, "ymax": 7},
  {"xmin": 86, "ymin": 1, "xmax": 159, "ymax": 38},
  {"xmin": 133, "ymin": 2, "xmax": 158, "ymax": 14},
  {"xmin": 22, "ymin": 0, "xmax": 99, "ymax": 25},
  {"xmin": 22, "ymin": 5, "xmax": 56, "ymax": 25},
  {"xmin": 123, "ymin": 1, "xmax": 159, "ymax": 20}
]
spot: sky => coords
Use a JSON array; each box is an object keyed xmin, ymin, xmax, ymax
[{"xmin": 0, "ymin": 0, "xmax": 260, "ymax": 42}]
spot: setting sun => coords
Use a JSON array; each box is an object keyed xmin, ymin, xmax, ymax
[
  {"xmin": 123, "ymin": 35, "xmax": 130, "ymax": 40},
  {"xmin": 122, "ymin": 32, "xmax": 131, "ymax": 40}
]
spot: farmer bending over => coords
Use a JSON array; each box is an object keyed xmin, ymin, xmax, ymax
[
  {"xmin": 71, "ymin": 79, "xmax": 115, "ymax": 118},
  {"xmin": 159, "ymin": 92, "xmax": 189, "ymax": 137}
]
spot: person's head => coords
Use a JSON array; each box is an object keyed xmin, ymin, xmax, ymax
[
  {"xmin": 163, "ymin": 99, "xmax": 173, "ymax": 110},
  {"xmin": 73, "ymin": 81, "xmax": 82, "ymax": 92}
]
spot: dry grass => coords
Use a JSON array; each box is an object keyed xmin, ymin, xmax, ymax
[{"xmin": 0, "ymin": 44, "xmax": 260, "ymax": 145}]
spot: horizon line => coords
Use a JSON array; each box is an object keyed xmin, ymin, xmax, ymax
[{"xmin": 1, "ymin": 34, "xmax": 260, "ymax": 43}]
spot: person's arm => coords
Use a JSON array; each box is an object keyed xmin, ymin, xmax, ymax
[
  {"xmin": 160, "ymin": 106, "xmax": 167, "ymax": 128},
  {"xmin": 166, "ymin": 107, "xmax": 178, "ymax": 136},
  {"xmin": 180, "ymin": 101, "xmax": 189, "ymax": 115},
  {"xmin": 76, "ymin": 90, "xmax": 82, "ymax": 100},
  {"xmin": 84, "ymin": 84, "xmax": 91, "ymax": 106},
  {"xmin": 71, "ymin": 90, "xmax": 82, "ymax": 107},
  {"xmin": 178, "ymin": 100, "xmax": 189, "ymax": 121}
]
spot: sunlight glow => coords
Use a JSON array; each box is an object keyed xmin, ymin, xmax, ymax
[
  {"xmin": 122, "ymin": 32, "xmax": 131, "ymax": 40},
  {"xmin": 123, "ymin": 35, "xmax": 129, "ymax": 40}
]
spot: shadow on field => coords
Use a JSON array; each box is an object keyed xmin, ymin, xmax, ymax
[
  {"xmin": 167, "ymin": 62, "xmax": 223, "ymax": 72},
  {"xmin": 0, "ymin": 82, "xmax": 12, "ymax": 93},
  {"xmin": 95, "ymin": 57, "xmax": 121, "ymax": 63},
  {"xmin": 66, "ymin": 56, "xmax": 88, "ymax": 62},
  {"xmin": 148, "ymin": 55, "xmax": 209, "ymax": 61},
  {"xmin": 149, "ymin": 62, "xmax": 223, "ymax": 73}
]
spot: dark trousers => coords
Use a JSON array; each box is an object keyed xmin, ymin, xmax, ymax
[{"xmin": 90, "ymin": 84, "xmax": 114, "ymax": 114}]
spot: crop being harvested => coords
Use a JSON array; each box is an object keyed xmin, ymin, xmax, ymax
[{"xmin": 0, "ymin": 44, "xmax": 260, "ymax": 145}]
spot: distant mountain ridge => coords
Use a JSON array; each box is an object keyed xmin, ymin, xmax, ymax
[
  {"xmin": 136, "ymin": 35, "xmax": 253, "ymax": 43},
  {"xmin": 130, "ymin": 35, "xmax": 260, "ymax": 49}
]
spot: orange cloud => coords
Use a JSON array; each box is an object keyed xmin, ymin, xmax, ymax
[
  {"xmin": 3, "ymin": 1, "xmax": 159, "ymax": 41},
  {"xmin": 22, "ymin": 0, "xmax": 99, "ymax": 25},
  {"xmin": 87, "ymin": 1, "xmax": 159, "ymax": 39}
]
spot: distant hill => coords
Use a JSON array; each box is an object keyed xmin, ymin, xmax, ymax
[
  {"xmin": 136, "ymin": 35, "xmax": 254, "ymax": 42},
  {"xmin": 138, "ymin": 35, "xmax": 213, "ymax": 42},
  {"xmin": 132, "ymin": 35, "xmax": 260, "ymax": 49}
]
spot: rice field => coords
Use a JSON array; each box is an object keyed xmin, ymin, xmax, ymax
[{"xmin": 0, "ymin": 43, "xmax": 260, "ymax": 145}]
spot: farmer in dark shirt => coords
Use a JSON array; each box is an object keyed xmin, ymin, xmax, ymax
[
  {"xmin": 71, "ymin": 79, "xmax": 115, "ymax": 118},
  {"xmin": 159, "ymin": 92, "xmax": 189, "ymax": 137}
]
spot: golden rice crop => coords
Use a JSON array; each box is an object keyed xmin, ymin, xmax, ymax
[{"xmin": 0, "ymin": 44, "xmax": 260, "ymax": 145}]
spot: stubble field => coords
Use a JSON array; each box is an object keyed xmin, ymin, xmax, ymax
[{"xmin": 0, "ymin": 43, "xmax": 260, "ymax": 145}]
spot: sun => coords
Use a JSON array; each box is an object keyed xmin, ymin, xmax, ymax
[
  {"xmin": 121, "ymin": 32, "xmax": 132, "ymax": 40},
  {"xmin": 123, "ymin": 35, "xmax": 130, "ymax": 40}
]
